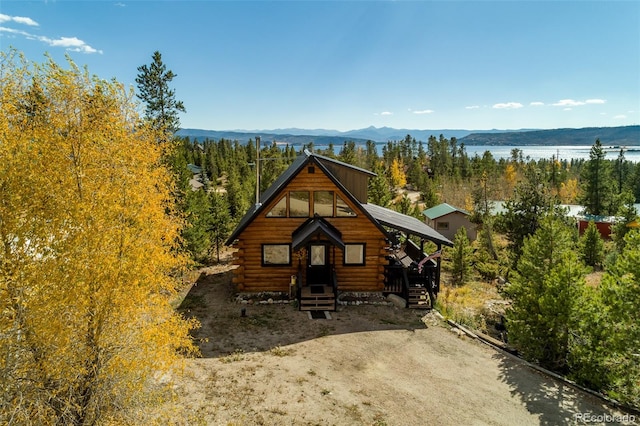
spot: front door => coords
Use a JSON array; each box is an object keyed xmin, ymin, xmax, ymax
[{"xmin": 306, "ymin": 244, "xmax": 330, "ymax": 285}]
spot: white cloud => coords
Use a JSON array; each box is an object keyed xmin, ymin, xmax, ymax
[
  {"xmin": 553, "ymin": 98, "xmax": 607, "ymax": 107},
  {"xmin": 0, "ymin": 14, "xmax": 101, "ymax": 54},
  {"xmin": 563, "ymin": 108, "xmax": 573, "ymax": 111},
  {"xmin": 412, "ymin": 109, "xmax": 434, "ymax": 115},
  {"xmin": 465, "ymin": 105, "xmax": 480, "ymax": 110},
  {"xmin": 115, "ymin": 2, "xmax": 126, "ymax": 7},
  {"xmin": 40, "ymin": 36, "xmax": 102, "ymax": 54},
  {"xmin": 0, "ymin": 14, "xmax": 39, "ymax": 26},
  {"xmin": 613, "ymin": 114, "xmax": 627, "ymax": 120},
  {"xmin": 530, "ymin": 101, "xmax": 545, "ymax": 106},
  {"xmin": 13, "ymin": 16, "xmax": 39, "ymax": 26},
  {"xmin": 553, "ymin": 99, "xmax": 584, "ymax": 107},
  {"xmin": 493, "ymin": 102, "xmax": 523, "ymax": 110},
  {"xmin": 379, "ymin": 111, "xmax": 393, "ymax": 116}
]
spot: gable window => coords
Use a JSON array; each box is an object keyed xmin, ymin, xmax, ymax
[
  {"xmin": 262, "ymin": 244, "xmax": 291, "ymax": 266},
  {"xmin": 344, "ymin": 243, "xmax": 365, "ymax": 265},
  {"xmin": 436, "ymin": 221, "xmax": 449, "ymax": 231},
  {"xmin": 336, "ymin": 195, "xmax": 356, "ymax": 217},
  {"xmin": 290, "ymin": 191, "xmax": 310, "ymax": 217},
  {"xmin": 266, "ymin": 196, "xmax": 287, "ymax": 217},
  {"xmin": 314, "ymin": 191, "xmax": 334, "ymax": 216}
]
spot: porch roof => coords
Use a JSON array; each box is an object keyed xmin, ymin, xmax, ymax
[
  {"xmin": 292, "ymin": 216, "xmax": 345, "ymax": 251},
  {"xmin": 362, "ymin": 203, "xmax": 453, "ymax": 247}
]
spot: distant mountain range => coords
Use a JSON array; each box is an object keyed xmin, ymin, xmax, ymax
[{"xmin": 176, "ymin": 125, "xmax": 639, "ymax": 147}]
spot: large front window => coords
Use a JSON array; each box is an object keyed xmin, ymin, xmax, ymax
[
  {"xmin": 289, "ymin": 191, "xmax": 310, "ymax": 217},
  {"xmin": 314, "ymin": 191, "xmax": 334, "ymax": 216}
]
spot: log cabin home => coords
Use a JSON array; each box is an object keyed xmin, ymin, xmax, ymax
[{"xmin": 225, "ymin": 150, "xmax": 453, "ymax": 311}]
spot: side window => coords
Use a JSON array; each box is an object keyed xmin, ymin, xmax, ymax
[
  {"xmin": 266, "ymin": 196, "xmax": 287, "ymax": 217},
  {"xmin": 262, "ymin": 244, "xmax": 291, "ymax": 266},
  {"xmin": 289, "ymin": 191, "xmax": 310, "ymax": 217},
  {"xmin": 344, "ymin": 243, "xmax": 365, "ymax": 265},
  {"xmin": 436, "ymin": 222, "xmax": 449, "ymax": 230}
]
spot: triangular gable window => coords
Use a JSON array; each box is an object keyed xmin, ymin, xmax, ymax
[
  {"xmin": 266, "ymin": 196, "xmax": 287, "ymax": 217},
  {"xmin": 336, "ymin": 195, "xmax": 356, "ymax": 217}
]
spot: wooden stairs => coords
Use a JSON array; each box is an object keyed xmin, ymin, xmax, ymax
[
  {"xmin": 299, "ymin": 285, "xmax": 336, "ymax": 311},
  {"xmin": 408, "ymin": 286, "xmax": 432, "ymax": 309}
]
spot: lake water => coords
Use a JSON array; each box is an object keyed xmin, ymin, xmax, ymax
[
  {"xmin": 303, "ymin": 142, "xmax": 640, "ymax": 162},
  {"xmin": 462, "ymin": 145, "xmax": 640, "ymax": 162}
]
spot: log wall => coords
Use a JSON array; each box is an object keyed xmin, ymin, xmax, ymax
[{"xmin": 231, "ymin": 166, "xmax": 387, "ymax": 292}]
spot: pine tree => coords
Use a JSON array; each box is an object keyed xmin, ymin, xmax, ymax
[
  {"xmin": 208, "ymin": 191, "xmax": 231, "ymax": 263},
  {"xmin": 451, "ymin": 227, "xmax": 473, "ymax": 285},
  {"xmin": 571, "ymin": 230, "xmax": 640, "ymax": 407},
  {"xmin": 505, "ymin": 215, "xmax": 586, "ymax": 372},
  {"xmin": 136, "ymin": 51, "xmax": 186, "ymax": 136},
  {"xmin": 368, "ymin": 164, "xmax": 392, "ymax": 207},
  {"xmin": 578, "ymin": 221, "xmax": 604, "ymax": 269},
  {"xmin": 501, "ymin": 164, "xmax": 556, "ymax": 265},
  {"xmin": 579, "ymin": 139, "xmax": 616, "ymax": 216}
]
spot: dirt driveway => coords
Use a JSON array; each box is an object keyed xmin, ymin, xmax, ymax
[{"xmin": 173, "ymin": 266, "xmax": 638, "ymax": 426}]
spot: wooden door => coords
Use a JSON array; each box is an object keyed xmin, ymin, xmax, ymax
[{"xmin": 306, "ymin": 244, "xmax": 330, "ymax": 285}]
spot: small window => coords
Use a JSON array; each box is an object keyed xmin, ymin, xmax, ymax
[
  {"xmin": 314, "ymin": 191, "xmax": 334, "ymax": 216},
  {"xmin": 266, "ymin": 196, "xmax": 287, "ymax": 217},
  {"xmin": 262, "ymin": 244, "xmax": 291, "ymax": 266},
  {"xmin": 336, "ymin": 195, "xmax": 356, "ymax": 217},
  {"xmin": 436, "ymin": 222, "xmax": 449, "ymax": 230},
  {"xmin": 290, "ymin": 191, "xmax": 310, "ymax": 217},
  {"xmin": 344, "ymin": 243, "xmax": 365, "ymax": 265}
]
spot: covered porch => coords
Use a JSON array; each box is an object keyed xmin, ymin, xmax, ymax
[
  {"xmin": 362, "ymin": 203, "xmax": 454, "ymax": 309},
  {"xmin": 291, "ymin": 215, "xmax": 343, "ymax": 311}
]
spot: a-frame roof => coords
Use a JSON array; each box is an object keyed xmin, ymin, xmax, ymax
[
  {"xmin": 225, "ymin": 150, "xmax": 372, "ymax": 245},
  {"xmin": 225, "ymin": 150, "xmax": 452, "ymax": 247}
]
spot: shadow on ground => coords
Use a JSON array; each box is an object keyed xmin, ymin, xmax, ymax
[
  {"xmin": 493, "ymin": 347, "xmax": 637, "ymax": 425},
  {"xmin": 177, "ymin": 267, "xmax": 430, "ymax": 359}
]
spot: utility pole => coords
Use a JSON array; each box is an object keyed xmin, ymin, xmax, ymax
[{"xmin": 255, "ymin": 136, "xmax": 261, "ymax": 205}]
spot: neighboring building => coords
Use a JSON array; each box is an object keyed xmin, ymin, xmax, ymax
[
  {"xmin": 422, "ymin": 203, "xmax": 477, "ymax": 241},
  {"xmin": 225, "ymin": 150, "xmax": 452, "ymax": 311},
  {"xmin": 577, "ymin": 215, "xmax": 616, "ymax": 240}
]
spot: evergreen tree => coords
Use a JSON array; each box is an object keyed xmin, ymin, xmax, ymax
[
  {"xmin": 395, "ymin": 193, "xmax": 412, "ymax": 215},
  {"xmin": 579, "ymin": 139, "xmax": 616, "ymax": 216},
  {"xmin": 500, "ymin": 164, "xmax": 556, "ymax": 265},
  {"xmin": 451, "ymin": 227, "xmax": 473, "ymax": 286},
  {"xmin": 208, "ymin": 191, "xmax": 232, "ymax": 263},
  {"xmin": 505, "ymin": 215, "xmax": 587, "ymax": 372},
  {"xmin": 368, "ymin": 164, "xmax": 392, "ymax": 207},
  {"xmin": 578, "ymin": 221, "xmax": 604, "ymax": 269},
  {"xmin": 182, "ymin": 189, "xmax": 212, "ymax": 262},
  {"xmin": 136, "ymin": 51, "xmax": 186, "ymax": 135},
  {"xmin": 571, "ymin": 230, "xmax": 640, "ymax": 407},
  {"xmin": 611, "ymin": 191, "xmax": 638, "ymax": 252}
]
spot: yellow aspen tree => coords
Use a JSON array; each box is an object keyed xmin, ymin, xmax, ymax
[
  {"xmin": 504, "ymin": 163, "xmax": 517, "ymax": 193},
  {"xmin": 558, "ymin": 178, "xmax": 580, "ymax": 204},
  {"xmin": 0, "ymin": 50, "xmax": 198, "ymax": 425},
  {"xmin": 389, "ymin": 158, "xmax": 406, "ymax": 188}
]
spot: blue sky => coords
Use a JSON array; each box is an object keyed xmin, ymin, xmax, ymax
[{"xmin": 1, "ymin": 1, "xmax": 639, "ymax": 132}]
